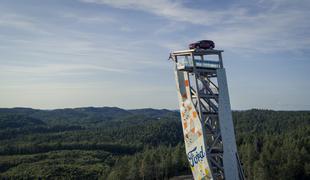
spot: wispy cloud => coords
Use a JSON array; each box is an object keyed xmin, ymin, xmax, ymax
[
  {"xmin": 205, "ymin": 3, "xmax": 310, "ymax": 53},
  {"xmin": 0, "ymin": 63, "xmax": 130, "ymax": 76},
  {"xmin": 80, "ymin": 0, "xmax": 310, "ymax": 53},
  {"xmin": 62, "ymin": 12, "xmax": 116, "ymax": 24},
  {"xmin": 0, "ymin": 13, "xmax": 51, "ymax": 34},
  {"xmin": 80, "ymin": 0, "xmax": 242, "ymax": 25}
]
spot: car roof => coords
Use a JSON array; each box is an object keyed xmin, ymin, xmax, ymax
[{"xmin": 198, "ymin": 40, "xmax": 213, "ymax": 42}]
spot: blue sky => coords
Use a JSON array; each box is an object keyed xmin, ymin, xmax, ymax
[{"xmin": 0, "ymin": 0, "xmax": 309, "ymax": 110}]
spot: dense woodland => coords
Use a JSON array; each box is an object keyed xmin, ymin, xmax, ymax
[{"xmin": 0, "ymin": 107, "xmax": 309, "ymax": 179}]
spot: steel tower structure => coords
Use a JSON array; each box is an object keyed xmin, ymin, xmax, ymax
[{"xmin": 170, "ymin": 49, "xmax": 245, "ymax": 180}]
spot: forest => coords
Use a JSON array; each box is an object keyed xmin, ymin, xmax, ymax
[{"xmin": 0, "ymin": 107, "xmax": 309, "ymax": 179}]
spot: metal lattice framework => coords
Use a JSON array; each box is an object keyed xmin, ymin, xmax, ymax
[{"xmin": 170, "ymin": 49, "xmax": 245, "ymax": 180}]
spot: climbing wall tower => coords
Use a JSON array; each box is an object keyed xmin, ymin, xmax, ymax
[{"xmin": 170, "ymin": 49, "xmax": 245, "ymax": 180}]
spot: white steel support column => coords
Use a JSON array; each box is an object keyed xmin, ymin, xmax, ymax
[{"xmin": 217, "ymin": 68, "xmax": 239, "ymax": 180}]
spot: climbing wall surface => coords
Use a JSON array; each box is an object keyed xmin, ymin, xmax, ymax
[{"xmin": 175, "ymin": 69, "xmax": 212, "ymax": 180}]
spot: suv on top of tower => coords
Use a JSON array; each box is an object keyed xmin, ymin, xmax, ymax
[{"xmin": 189, "ymin": 40, "xmax": 215, "ymax": 50}]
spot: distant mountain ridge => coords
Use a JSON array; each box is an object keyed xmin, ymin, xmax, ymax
[
  {"xmin": 0, "ymin": 107, "xmax": 309, "ymax": 130},
  {"xmin": 0, "ymin": 107, "xmax": 179, "ymax": 127},
  {"xmin": 0, "ymin": 107, "xmax": 177, "ymax": 118}
]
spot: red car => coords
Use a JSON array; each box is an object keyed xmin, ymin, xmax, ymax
[{"xmin": 189, "ymin": 40, "xmax": 215, "ymax": 49}]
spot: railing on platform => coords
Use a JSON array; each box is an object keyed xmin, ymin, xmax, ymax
[{"xmin": 177, "ymin": 59, "xmax": 220, "ymax": 70}]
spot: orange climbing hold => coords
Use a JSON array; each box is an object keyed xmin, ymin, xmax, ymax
[
  {"xmin": 185, "ymin": 80, "xmax": 189, "ymax": 87},
  {"xmin": 192, "ymin": 111, "xmax": 197, "ymax": 118}
]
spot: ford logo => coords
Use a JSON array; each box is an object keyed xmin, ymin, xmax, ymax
[{"xmin": 187, "ymin": 146, "xmax": 206, "ymax": 167}]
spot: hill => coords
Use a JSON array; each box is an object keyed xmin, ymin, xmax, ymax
[{"xmin": 0, "ymin": 107, "xmax": 309, "ymax": 179}]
